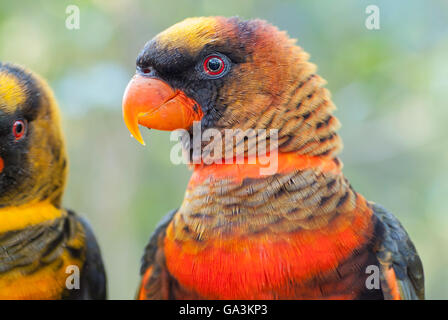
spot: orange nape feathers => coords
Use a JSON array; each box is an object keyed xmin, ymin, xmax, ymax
[{"xmin": 188, "ymin": 152, "xmax": 342, "ymax": 188}]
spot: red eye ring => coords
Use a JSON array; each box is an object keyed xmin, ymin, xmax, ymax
[
  {"xmin": 203, "ymin": 55, "xmax": 225, "ymax": 76},
  {"xmin": 13, "ymin": 120, "xmax": 27, "ymax": 141},
  {"xmin": 141, "ymin": 67, "xmax": 151, "ymax": 74}
]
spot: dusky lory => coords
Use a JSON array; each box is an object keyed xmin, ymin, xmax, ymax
[
  {"xmin": 122, "ymin": 17, "xmax": 424, "ymax": 300},
  {"xmin": 0, "ymin": 63, "xmax": 106, "ymax": 299}
]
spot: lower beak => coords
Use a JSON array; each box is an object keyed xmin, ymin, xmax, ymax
[{"xmin": 122, "ymin": 75, "xmax": 203, "ymax": 145}]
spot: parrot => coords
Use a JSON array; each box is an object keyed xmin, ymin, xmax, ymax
[
  {"xmin": 122, "ymin": 17, "xmax": 424, "ymax": 300},
  {"xmin": 0, "ymin": 62, "xmax": 107, "ymax": 299}
]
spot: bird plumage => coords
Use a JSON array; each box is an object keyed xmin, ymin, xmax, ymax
[
  {"xmin": 0, "ymin": 63, "xmax": 106, "ymax": 299},
  {"xmin": 122, "ymin": 17, "xmax": 424, "ymax": 300}
]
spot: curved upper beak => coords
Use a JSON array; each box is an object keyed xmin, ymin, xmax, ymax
[{"xmin": 122, "ymin": 74, "xmax": 203, "ymax": 145}]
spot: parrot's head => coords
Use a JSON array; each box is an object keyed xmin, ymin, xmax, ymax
[
  {"xmin": 0, "ymin": 63, "xmax": 67, "ymax": 207},
  {"xmin": 123, "ymin": 17, "xmax": 341, "ymax": 158}
]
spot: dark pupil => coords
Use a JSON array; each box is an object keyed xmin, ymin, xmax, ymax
[
  {"xmin": 15, "ymin": 123, "xmax": 23, "ymax": 133},
  {"xmin": 207, "ymin": 58, "xmax": 222, "ymax": 72}
]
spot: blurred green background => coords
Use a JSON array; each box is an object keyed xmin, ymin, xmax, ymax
[{"xmin": 1, "ymin": 0, "xmax": 447, "ymax": 299}]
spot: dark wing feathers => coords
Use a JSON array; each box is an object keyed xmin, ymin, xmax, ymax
[
  {"xmin": 372, "ymin": 203, "xmax": 424, "ymax": 300},
  {"xmin": 66, "ymin": 211, "xmax": 107, "ymax": 300},
  {"xmin": 137, "ymin": 205, "xmax": 425, "ymax": 300},
  {"xmin": 140, "ymin": 209, "xmax": 177, "ymax": 275},
  {"xmin": 138, "ymin": 209, "xmax": 177, "ymax": 299}
]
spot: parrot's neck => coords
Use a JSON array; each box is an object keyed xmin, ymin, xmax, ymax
[
  {"xmin": 172, "ymin": 152, "xmax": 366, "ymax": 242},
  {"xmin": 164, "ymin": 152, "xmax": 375, "ymax": 298},
  {"xmin": 0, "ymin": 200, "xmax": 63, "ymax": 234},
  {"xmin": 189, "ymin": 63, "xmax": 343, "ymax": 161},
  {"xmin": 189, "ymin": 152, "xmax": 342, "ymax": 187}
]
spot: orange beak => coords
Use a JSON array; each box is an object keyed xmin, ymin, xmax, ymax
[
  {"xmin": 0, "ymin": 156, "xmax": 3, "ymax": 173},
  {"xmin": 122, "ymin": 75, "xmax": 203, "ymax": 145}
]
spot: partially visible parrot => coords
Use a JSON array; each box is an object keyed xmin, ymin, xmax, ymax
[
  {"xmin": 0, "ymin": 63, "xmax": 106, "ymax": 299},
  {"xmin": 122, "ymin": 17, "xmax": 424, "ymax": 300}
]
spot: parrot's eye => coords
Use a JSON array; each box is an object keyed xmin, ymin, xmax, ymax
[
  {"xmin": 138, "ymin": 66, "xmax": 153, "ymax": 75},
  {"xmin": 202, "ymin": 54, "xmax": 230, "ymax": 78},
  {"xmin": 12, "ymin": 120, "xmax": 27, "ymax": 141}
]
